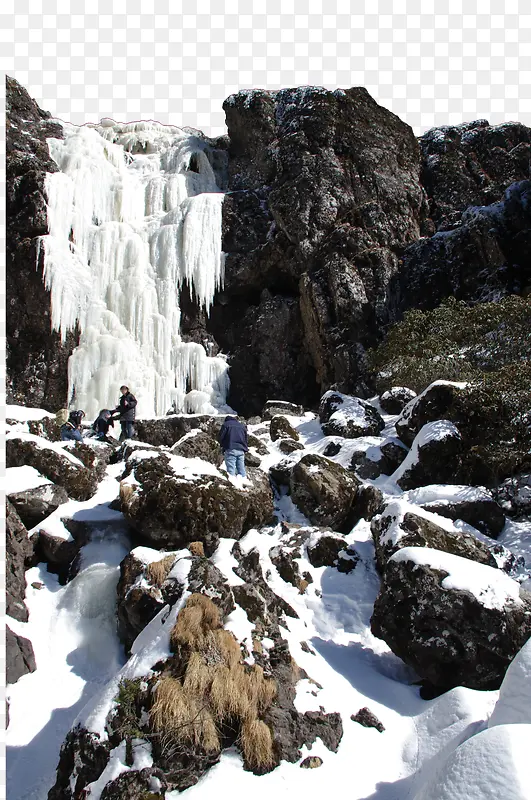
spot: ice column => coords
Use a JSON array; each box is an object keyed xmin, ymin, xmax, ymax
[{"xmin": 40, "ymin": 119, "xmax": 228, "ymax": 419}]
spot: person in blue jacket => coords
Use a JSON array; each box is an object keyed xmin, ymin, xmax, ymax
[
  {"xmin": 218, "ymin": 415, "xmax": 248, "ymax": 478},
  {"xmin": 60, "ymin": 410, "xmax": 85, "ymax": 442},
  {"xmin": 92, "ymin": 409, "xmax": 115, "ymax": 441}
]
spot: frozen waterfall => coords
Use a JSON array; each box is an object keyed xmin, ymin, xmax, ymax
[{"xmin": 40, "ymin": 119, "xmax": 229, "ymax": 419}]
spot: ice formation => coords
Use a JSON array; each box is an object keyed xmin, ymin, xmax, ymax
[{"xmin": 40, "ymin": 118, "xmax": 228, "ymax": 419}]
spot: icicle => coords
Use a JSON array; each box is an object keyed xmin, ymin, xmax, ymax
[{"xmin": 41, "ymin": 118, "xmax": 228, "ymax": 418}]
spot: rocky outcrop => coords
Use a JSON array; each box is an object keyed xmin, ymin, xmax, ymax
[
  {"xmin": 6, "ymin": 435, "xmax": 99, "ymax": 501},
  {"xmin": 119, "ymin": 452, "xmax": 275, "ymax": 555},
  {"xmin": 319, "ymin": 391, "xmax": 385, "ymax": 438},
  {"xmin": 170, "ymin": 431, "xmax": 223, "ymax": 466},
  {"xmin": 414, "ymin": 487, "xmax": 506, "ymax": 538},
  {"xmin": 270, "ymin": 415, "xmax": 300, "ymax": 442},
  {"xmin": 211, "ymin": 86, "xmax": 427, "ymax": 414},
  {"xmin": 395, "ymin": 381, "xmax": 464, "ymax": 448},
  {"xmin": 6, "ymin": 76, "xmax": 78, "ymax": 410},
  {"xmin": 263, "ymin": 400, "xmax": 304, "ymax": 419},
  {"xmin": 6, "ymin": 626, "xmax": 36, "ymax": 685},
  {"xmin": 6, "ymin": 500, "xmax": 35, "ymax": 622},
  {"xmin": 395, "ymin": 420, "xmax": 464, "ymax": 491},
  {"xmin": 371, "ymin": 548, "xmax": 531, "ymax": 690},
  {"xmin": 134, "ymin": 415, "xmax": 219, "ymax": 448},
  {"xmin": 290, "ymin": 453, "xmax": 361, "ymax": 532}
]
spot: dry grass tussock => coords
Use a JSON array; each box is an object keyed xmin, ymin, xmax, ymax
[
  {"xmin": 146, "ymin": 554, "xmax": 177, "ymax": 587},
  {"xmin": 152, "ymin": 593, "xmax": 277, "ymax": 769}
]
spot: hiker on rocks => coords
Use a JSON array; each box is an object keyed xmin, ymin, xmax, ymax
[
  {"xmin": 113, "ymin": 385, "xmax": 137, "ymax": 441},
  {"xmin": 218, "ymin": 415, "xmax": 249, "ymax": 479},
  {"xmin": 60, "ymin": 410, "xmax": 85, "ymax": 442},
  {"xmin": 92, "ymin": 409, "xmax": 115, "ymax": 441}
]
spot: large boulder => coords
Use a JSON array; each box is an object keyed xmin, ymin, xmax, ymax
[
  {"xmin": 496, "ymin": 472, "xmax": 531, "ymax": 518},
  {"xmin": 263, "ymin": 400, "xmax": 304, "ymax": 420},
  {"xmin": 6, "ymin": 434, "xmax": 98, "ymax": 501},
  {"xmin": 134, "ymin": 415, "xmax": 217, "ymax": 448},
  {"xmin": 269, "ymin": 415, "xmax": 300, "ymax": 442},
  {"xmin": 170, "ymin": 431, "xmax": 223, "ymax": 466},
  {"xmin": 371, "ymin": 546, "xmax": 531, "ymax": 690},
  {"xmin": 395, "ymin": 380, "xmax": 466, "ymax": 447},
  {"xmin": 290, "ymin": 453, "xmax": 361, "ymax": 532},
  {"xmin": 119, "ymin": 451, "xmax": 274, "ymax": 555},
  {"xmin": 408, "ymin": 485, "xmax": 506, "ymax": 538},
  {"xmin": 8, "ymin": 482, "xmax": 69, "ymax": 529},
  {"xmin": 394, "ymin": 420, "xmax": 464, "ymax": 491},
  {"xmin": 6, "ymin": 625, "xmax": 36, "ymax": 685},
  {"xmin": 379, "ymin": 387, "xmax": 417, "ymax": 415},
  {"xmin": 319, "ymin": 391, "xmax": 385, "ymax": 439},
  {"xmin": 6, "ymin": 500, "xmax": 35, "ymax": 622},
  {"xmin": 371, "ymin": 501, "xmax": 499, "ymax": 574}
]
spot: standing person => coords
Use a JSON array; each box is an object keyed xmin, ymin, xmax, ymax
[
  {"xmin": 92, "ymin": 409, "xmax": 115, "ymax": 441},
  {"xmin": 114, "ymin": 386, "xmax": 137, "ymax": 441},
  {"xmin": 60, "ymin": 410, "xmax": 85, "ymax": 442},
  {"xmin": 218, "ymin": 415, "xmax": 248, "ymax": 479}
]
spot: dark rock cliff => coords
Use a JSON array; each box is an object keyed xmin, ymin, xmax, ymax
[{"xmin": 6, "ymin": 76, "xmax": 78, "ymax": 410}]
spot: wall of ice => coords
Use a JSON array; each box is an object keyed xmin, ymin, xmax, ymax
[{"xmin": 40, "ymin": 119, "xmax": 228, "ymax": 419}]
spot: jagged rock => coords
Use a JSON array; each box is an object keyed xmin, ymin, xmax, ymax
[
  {"xmin": 32, "ymin": 530, "xmax": 85, "ymax": 583},
  {"xmin": 496, "ymin": 472, "xmax": 531, "ymax": 518},
  {"xmin": 290, "ymin": 454, "xmax": 361, "ymax": 532},
  {"xmin": 48, "ymin": 726, "xmax": 112, "ymax": 800},
  {"xmin": 247, "ymin": 433, "xmax": 269, "ymax": 455},
  {"xmin": 244, "ymin": 451, "xmax": 262, "ymax": 467},
  {"xmin": 269, "ymin": 544, "xmax": 303, "ymax": 589},
  {"xmin": 371, "ymin": 548, "xmax": 531, "ymax": 690},
  {"xmin": 395, "ymin": 421, "xmax": 464, "ymax": 491},
  {"xmin": 119, "ymin": 452, "xmax": 274, "ymax": 555},
  {"xmin": 395, "ymin": 381, "xmax": 465, "ymax": 448},
  {"xmin": 319, "ymin": 391, "xmax": 385, "ymax": 439},
  {"xmin": 6, "ymin": 76, "xmax": 78, "ymax": 410},
  {"xmin": 263, "ymin": 400, "xmax": 305, "ymax": 420},
  {"xmin": 270, "ymin": 415, "xmax": 300, "ymax": 442},
  {"xmin": 306, "ymin": 535, "xmax": 346, "ymax": 569},
  {"xmin": 232, "ymin": 546, "xmax": 298, "ymax": 629},
  {"xmin": 6, "ymin": 436, "xmax": 98, "ymax": 501},
  {"xmin": 134, "ymin": 415, "xmax": 217, "ymax": 448},
  {"xmin": 380, "ymin": 439, "xmax": 409, "ymax": 471},
  {"xmin": 27, "ymin": 416, "xmax": 62, "ymax": 441},
  {"xmin": 8, "ymin": 482, "xmax": 69, "ymax": 529},
  {"xmin": 352, "ymin": 485, "xmax": 385, "ymax": 522},
  {"xmin": 351, "ymin": 707, "xmax": 385, "ymax": 732},
  {"xmin": 215, "ymin": 87, "xmax": 427, "ymax": 414},
  {"xmin": 278, "ymin": 438, "xmax": 305, "ymax": 455},
  {"xmin": 6, "ymin": 500, "xmax": 35, "ymax": 622},
  {"xmin": 322, "ymin": 440, "xmax": 342, "ymax": 457},
  {"xmin": 379, "ymin": 387, "xmax": 417, "ymax": 415},
  {"xmin": 371, "ymin": 505, "xmax": 499, "ymax": 573},
  {"xmin": 100, "ymin": 768, "xmax": 167, "ymax": 800},
  {"xmin": 415, "ymin": 487, "xmax": 506, "ymax": 538},
  {"xmin": 170, "ymin": 431, "xmax": 223, "ymax": 466},
  {"xmin": 300, "ymin": 756, "xmax": 323, "ymax": 768},
  {"xmin": 269, "ymin": 458, "xmax": 296, "ymax": 489},
  {"xmin": 6, "ymin": 626, "xmax": 36, "ymax": 685},
  {"xmin": 420, "ymin": 120, "xmax": 531, "ymax": 231},
  {"xmin": 349, "ymin": 441, "xmax": 387, "ymax": 480}
]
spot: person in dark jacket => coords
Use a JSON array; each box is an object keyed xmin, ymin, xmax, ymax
[
  {"xmin": 60, "ymin": 410, "xmax": 85, "ymax": 442},
  {"xmin": 92, "ymin": 409, "xmax": 115, "ymax": 441},
  {"xmin": 218, "ymin": 415, "xmax": 248, "ymax": 478},
  {"xmin": 113, "ymin": 386, "xmax": 137, "ymax": 441}
]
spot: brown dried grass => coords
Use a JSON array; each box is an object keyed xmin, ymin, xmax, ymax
[
  {"xmin": 151, "ymin": 676, "xmax": 220, "ymax": 753},
  {"xmin": 240, "ymin": 718, "xmax": 275, "ymax": 770},
  {"xmin": 170, "ymin": 594, "xmax": 222, "ymax": 652},
  {"xmin": 188, "ymin": 541, "xmax": 205, "ymax": 557},
  {"xmin": 146, "ymin": 554, "xmax": 176, "ymax": 587}
]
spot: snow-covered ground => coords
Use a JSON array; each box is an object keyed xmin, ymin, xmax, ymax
[{"xmin": 6, "ymin": 403, "xmax": 531, "ymax": 800}]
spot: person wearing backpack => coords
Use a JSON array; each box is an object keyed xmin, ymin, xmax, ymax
[
  {"xmin": 60, "ymin": 410, "xmax": 85, "ymax": 442},
  {"xmin": 113, "ymin": 386, "xmax": 137, "ymax": 441},
  {"xmin": 92, "ymin": 409, "xmax": 115, "ymax": 441}
]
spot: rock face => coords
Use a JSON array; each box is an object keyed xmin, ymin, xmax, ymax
[
  {"xmin": 6, "ymin": 76, "xmax": 78, "ymax": 410},
  {"xmin": 170, "ymin": 431, "xmax": 223, "ymax": 466},
  {"xmin": 6, "ymin": 626, "xmax": 36, "ymax": 685},
  {"xmin": 210, "ymin": 86, "xmax": 427, "ymax": 414},
  {"xmin": 371, "ymin": 548, "xmax": 531, "ymax": 690},
  {"xmin": 8, "ymin": 482, "xmax": 69, "ymax": 529},
  {"xmin": 119, "ymin": 452, "xmax": 275, "ymax": 555},
  {"xmin": 290, "ymin": 453, "xmax": 360, "ymax": 532},
  {"xmin": 6, "ymin": 500, "xmax": 35, "ymax": 622}
]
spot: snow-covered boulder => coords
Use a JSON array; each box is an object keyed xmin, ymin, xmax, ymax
[
  {"xmin": 371, "ymin": 547, "xmax": 531, "ymax": 690},
  {"xmin": 290, "ymin": 453, "xmax": 361, "ymax": 532},
  {"xmin": 269, "ymin": 456, "xmax": 297, "ymax": 488},
  {"xmin": 8, "ymin": 482, "xmax": 69, "ymax": 530},
  {"xmin": 394, "ymin": 420, "xmax": 464, "ymax": 491},
  {"xmin": 379, "ymin": 386, "xmax": 417, "ymax": 415},
  {"xmin": 262, "ymin": 399, "xmax": 304, "ymax": 419},
  {"xmin": 371, "ymin": 500, "xmax": 499, "ymax": 573},
  {"xmin": 6, "ymin": 433, "xmax": 99, "ymax": 501},
  {"xmin": 170, "ymin": 430, "xmax": 223, "ymax": 466},
  {"xmin": 117, "ymin": 547, "xmax": 235, "ymax": 652},
  {"xmin": 395, "ymin": 380, "xmax": 467, "ymax": 447},
  {"xmin": 319, "ymin": 391, "xmax": 385, "ymax": 439},
  {"xmin": 134, "ymin": 414, "xmax": 217, "ymax": 448},
  {"xmin": 119, "ymin": 451, "xmax": 275, "ymax": 555},
  {"xmin": 269, "ymin": 414, "xmax": 300, "ymax": 442},
  {"xmin": 278, "ymin": 437, "xmax": 305, "ymax": 455},
  {"xmin": 409, "ymin": 484, "xmax": 506, "ymax": 538},
  {"xmin": 413, "ymin": 724, "xmax": 531, "ymax": 800},
  {"xmin": 489, "ymin": 637, "xmax": 531, "ymax": 728}
]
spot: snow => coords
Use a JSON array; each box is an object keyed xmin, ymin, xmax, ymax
[
  {"xmin": 5, "ymin": 465, "xmax": 53, "ymax": 495},
  {"xmin": 413, "ymin": 724, "xmax": 531, "ymax": 800},
  {"xmin": 488, "ymin": 637, "xmax": 531, "ymax": 728},
  {"xmin": 85, "ymin": 739, "xmax": 153, "ymax": 800},
  {"xmin": 41, "ymin": 119, "xmax": 228, "ymax": 419},
  {"xmin": 5, "ymin": 405, "xmax": 55, "ymax": 421},
  {"xmin": 407, "ymin": 484, "xmax": 494, "ymax": 506},
  {"xmin": 391, "ymin": 547, "xmax": 523, "ymax": 610}
]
